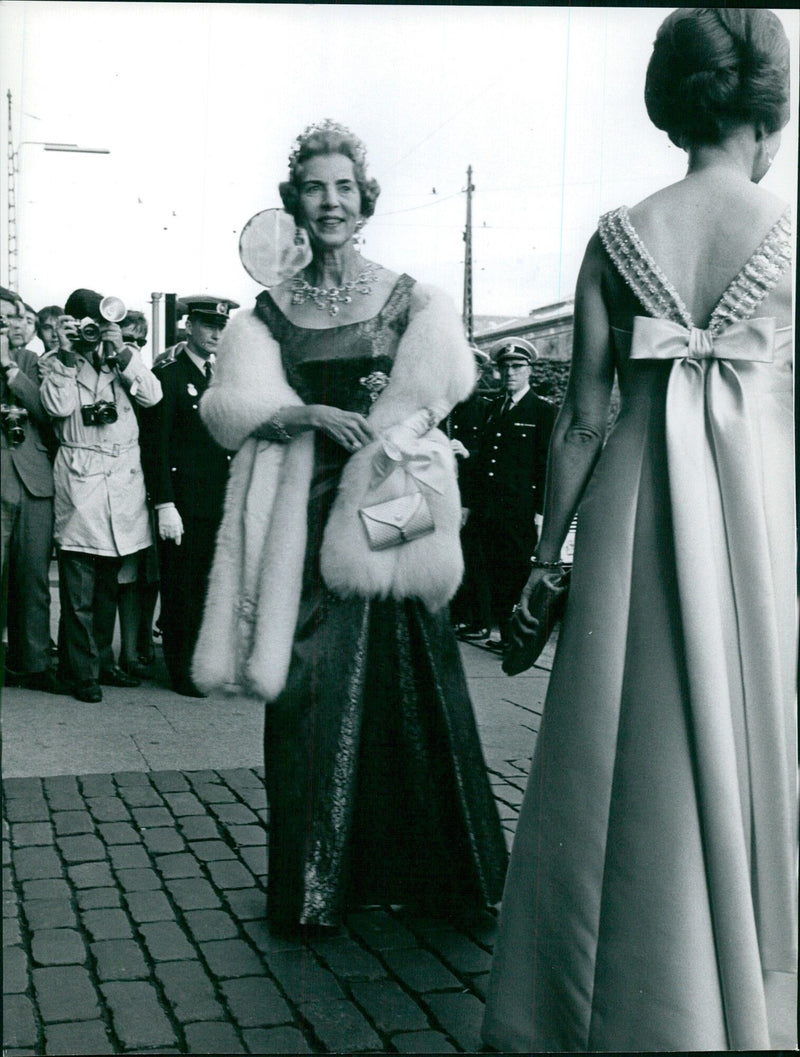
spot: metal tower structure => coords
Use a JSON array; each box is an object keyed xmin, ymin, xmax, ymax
[
  {"xmin": 462, "ymin": 165, "xmax": 474, "ymax": 343},
  {"xmin": 7, "ymin": 90, "xmax": 18, "ymax": 291}
]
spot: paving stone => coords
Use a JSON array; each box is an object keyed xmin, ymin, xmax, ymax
[
  {"xmin": 125, "ymin": 889, "xmax": 175, "ymax": 923},
  {"xmin": 186, "ymin": 769, "xmax": 221, "ymax": 784},
  {"xmin": 3, "ymin": 944, "xmax": 28, "ymax": 992},
  {"xmin": 178, "ymin": 815, "xmax": 221, "ymax": 841},
  {"xmin": 11, "ymin": 822, "xmax": 53, "ymax": 846},
  {"xmin": 347, "ymin": 909, "xmax": 418, "ymax": 951},
  {"xmin": 470, "ymin": 971, "xmax": 489, "ymax": 999},
  {"xmin": 113, "ymin": 771, "xmax": 152, "ymax": 787},
  {"xmin": 424, "ymin": 991, "xmax": 485, "ymax": 1052},
  {"xmin": 460, "ymin": 910, "xmax": 499, "ymax": 948},
  {"xmin": 226, "ymin": 825, "xmax": 266, "ymax": 847},
  {"xmin": 219, "ymin": 975, "xmax": 292, "ymax": 1027},
  {"xmin": 392, "ymin": 1029, "xmax": 458, "ymax": 1053},
  {"xmin": 98, "ymin": 821, "xmax": 141, "ymax": 845},
  {"xmin": 239, "ymin": 845, "xmax": 267, "ymax": 878},
  {"xmin": 52, "ymin": 810, "xmax": 94, "ymax": 836},
  {"xmin": 118, "ymin": 786, "xmax": 164, "ymax": 808},
  {"xmin": 79, "ymin": 775, "xmax": 116, "ymax": 797},
  {"xmin": 242, "ymin": 1025, "xmax": 311, "ymax": 1053},
  {"xmin": 142, "ymin": 827, "xmax": 185, "ymax": 854},
  {"xmin": 5, "ymin": 799, "xmax": 50, "ymax": 823},
  {"xmin": 101, "ymin": 980, "xmax": 177, "ymax": 1048},
  {"xmin": 44, "ymin": 1020, "xmax": 113, "ymax": 1055},
  {"xmin": 22, "ymin": 899, "xmax": 76, "ymax": 931},
  {"xmin": 32, "ymin": 965, "xmax": 99, "ymax": 1021},
  {"xmin": 382, "ymin": 948, "xmax": 462, "ymax": 992},
  {"xmin": 206, "ymin": 859, "xmax": 255, "ymax": 889},
  {"xmin": 189, "ymin": 840, "xmax": 236, "ymax": 862},
  {"xmin": 116, "ymin": 867, "xmax": 162, "ymax": 891},
  {"xmin": 56, "ymin": 833, "xmax": 106, "ymax": 863},
  {"xmin": 76, "ymin": 887, "xmax": 120, "ymax": 910},
  {"xmin": 189, "ymin": 782, "xmax": 236, "ymax": 804},
  {"xmin": 43, "ymin": 776, "xmax": 80, "ymax": 796},
  {"xmin": 130, "ymin": 806, "xmax": 173, "ymax": 828},
  {"xmin": 420, "ymin": 929, "xmax": 493, "ymax": 975},
  {"xmin": 22, "ymin": 878, "xmax": 70, "ymax": 901},
  {"xmin": 82, "ymin": 908, "xmax": 133, "ymax": 940},
  {"xmin": 350, "ymin": 978, "xmax": 429, "ymax": 1033},
  {"xmin": 44, "ymin": 792, "xmax": 84, "ymax": 812},
  {"xmin": 151, "ymin": 771, "xmax": 190, "ymax": 792},
  {"xmin": 200, "ymin": 938, "xmax": 265, "ymax": 978},
  {"xmin": 30, "ymin": 928, "xmax": 86, "ymax": 966},
  {"xmin": 226, "ymin": 888, "xmax": 267, "ymax": 922},
  {"xmin": 267, "ymin": 949, "xmax": 344, "ymax": 1004},
  {"xmin": 3, "ymin": 777, "xmax": 44, "ymax": 798},
  {"xmin": 166, "ymin": 877, "xmax": 221, "ymax": 910},
  {"xmin": 85, "ymin": 795, "xmax": 130, "ymax": 822},
  {"xmin": 155, "ymin": 852, "xmax": 204, "ymax": 879},
  {"xmin": 183, "ymin": 908, "xmax": 238, "ymax": 941},
  {"xmin": 155, "ymin": 959, "xmax": 225, "ymax": 1022},
  {"xmin": 4, "ymin": 916, "xmax": 22, "ymax": 946},
  {"xmin": 108, "ymin": 843, "xmax": 151, "ymax": 870},
  {"xmin": 235, "ymin": 787, "xmax": 268, "ymax": 813},
  {"xmin": 243, "ymin": 919, "xmax": 305, "ymax": 957},
  {"xmin": 2, "ymin": 993, "xmax": 38, "ymax": 1048},
  {"xmin": 162, "ymin": 791, "xmax": 204, "ymax": 816},
  {"xmin": 301, "ymin": 998, "xmax": 382, "ymax": 1052},
  {"xmin": 184, "ymin": 1021, "xmax": 246, "ymax": 1053},
  {"xmin": 68, "ymin": 861, "xmax": 114, "ymax": 889},
  {"xmin": 219, "ymin": 767, "xmax": 264, "ymax": 789},
  {"xmin": 91, "ymin": 938, "xmax": 149, "ymax": 980},
  {"xmin": 140, "ymin": 920, "xmax": 195, "ymax": 961},
  {"xmin": 312, "ymin": 936, "xmax": 387, "ymax": 981},
  {"xmin": 13, "ymin": 846, "xmax": 62, "ymax": 881},
  {"xmin": 211, "ymin": 803, "xmax": 258, "ymax": 825}
]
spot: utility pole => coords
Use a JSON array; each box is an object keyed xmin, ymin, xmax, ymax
[
  {"xmin": 7, "ymin": 90, "xmax": 18, "ymax": 291},
  {"xmin": 462, "ymin": 165, "xmax": 474, "ymax": 343}
]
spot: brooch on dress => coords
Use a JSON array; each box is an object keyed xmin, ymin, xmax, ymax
[{"xmin": 359, "ymin": 371, "xmax": 390, "ymax": 404}]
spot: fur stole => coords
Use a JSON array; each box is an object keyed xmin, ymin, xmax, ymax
[{"xmin": 191, "ymin": 283, "xmax": 475, "ymax": 701}]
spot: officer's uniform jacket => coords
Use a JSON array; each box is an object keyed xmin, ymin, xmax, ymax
[
  {"xmin": 39, "ymin": 349, "xmax": 161, "ymax": 555},
  {"xmin": 1, "ymin": 348, "xmax": 54, "ymax": 499},
  {"xmin": 467, "ymin": 386, "xmax": 556, "ymax": 527},
  {"xmin": 141, "ymin": 350, "xmax": 232, "ymax": 523}
]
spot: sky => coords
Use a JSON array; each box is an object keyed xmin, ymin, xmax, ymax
[{"xmin": 1, "ymin": 2, "xmax": 798, "ymax": 347}]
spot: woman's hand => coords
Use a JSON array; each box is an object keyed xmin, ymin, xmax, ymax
[
  {"xmin": 517, "ymin": 565, "xmax": 551, "ymax": 623},
  {"xmin": 311, "ymin": 405, "xmax": 376, "ymax": 452}
]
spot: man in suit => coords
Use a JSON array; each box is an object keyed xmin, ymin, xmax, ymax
[
  {"xmin": 1, "ymin": 287, "xmax": 60, "ymax": 691},
  {"xmin": 140, "ymin": 295, "xmax": 238, "ymax": 697},
  {"xmin": 462, "ymin": 338, "xmax": 556, "ymax": 649}
]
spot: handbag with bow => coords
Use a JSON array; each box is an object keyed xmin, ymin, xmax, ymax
[
  {"xmin": 502, "ymin": 568, "xmax": 571, "ymax": 675},
  {"xmin": 359, "ymin": 490, "xmax": 435, "ymax": 550}
]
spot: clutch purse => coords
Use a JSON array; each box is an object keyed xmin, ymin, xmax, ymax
[
  {"xmin": 502, "ymin": 568, "xmax": 571, "ymax": 676},
  {"xmin": 359, "ymin": 491, "xmax": 435, "ymax": 550}
]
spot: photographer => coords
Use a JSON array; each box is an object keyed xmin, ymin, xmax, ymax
[
  {"xmin": 1, "ymin": 285, "xmax": 60, "ymax": 692},
  {"xmin": 40, "ymin": 288, "xmax": 162, "ymax": 703}
]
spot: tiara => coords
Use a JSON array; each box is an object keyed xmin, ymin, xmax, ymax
[{"xmin": 288, "ymin": 119, "xmax": 367, "ymax": 170}]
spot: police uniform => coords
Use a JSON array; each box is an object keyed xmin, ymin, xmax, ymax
[
  {"xmin": 466, "ymin": 339, "xmax": 556, "ymax": 642},
  {"xmin": 140, "ymin": 296, "xmax": 238, "ymax": 695}
]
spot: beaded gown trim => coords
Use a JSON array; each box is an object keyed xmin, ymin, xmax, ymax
[{"xmin": 598, "ymin": 205, "xmax": 792, "ymax": 331}]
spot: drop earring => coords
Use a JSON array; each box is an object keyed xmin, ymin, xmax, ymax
[
  {"xmin": 294, "ymin": 225, "xmax": 307, "ymax": 247},
  {"xmin": 352, "ymin": 219, "xmax": 365, "ymax": 247}
]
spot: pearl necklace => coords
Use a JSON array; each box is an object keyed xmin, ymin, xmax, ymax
[{"xmin": 291, "ymin": 264, "xmax": 380, "ymax": 317}]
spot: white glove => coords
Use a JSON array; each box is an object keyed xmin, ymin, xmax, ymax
[{"xmin": 157, "ymin": 504, "xmax": 184, "ymax": 545}]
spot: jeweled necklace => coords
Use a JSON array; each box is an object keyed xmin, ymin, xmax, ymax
[{"xmin": 291, "ymin": 263, "xmax": 380, "ymax": 317}]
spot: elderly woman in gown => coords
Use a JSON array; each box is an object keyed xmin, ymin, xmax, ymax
[
  {"xmin": 192, "ymin": 121, "xmax": 507, "ymax": 936},
  {"xmin": 482, "ymin": 8, "xmax": 796, "ymax": 1052}
]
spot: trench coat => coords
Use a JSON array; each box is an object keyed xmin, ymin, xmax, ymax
[{"xmin": 39, "ymin": 349, "xmax": 161, "ymax": 556}]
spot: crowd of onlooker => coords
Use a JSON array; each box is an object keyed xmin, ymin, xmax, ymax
[{"xmin": 1, "ymin": 280, "xmax": 560, "ymax": 705}]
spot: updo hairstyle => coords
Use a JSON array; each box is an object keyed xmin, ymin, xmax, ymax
[
  {"xmin": 645, "ymin": 8, "xmax": 790, "ymax": 147},
  {"xmin": 279, "ymin": 120, "xmax": 381, "ymax": 221}
]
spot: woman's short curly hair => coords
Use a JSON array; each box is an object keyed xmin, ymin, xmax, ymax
[
  {"xmin": 279, "ymin": 120, "xmax": 381, "ymax": 221},
  {"xmin": 645, "ymin": 8, "xmax": 790, "ymax": 148}
]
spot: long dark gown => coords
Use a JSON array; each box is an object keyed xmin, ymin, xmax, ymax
[{"xmin": 254, "ymin": 277, "xmax": 508, "ymax": 934}]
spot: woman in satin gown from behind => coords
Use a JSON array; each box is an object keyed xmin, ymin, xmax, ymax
[{"xmin": 482, "ymin": 8, "xmax": 796, "ymax": 1052}]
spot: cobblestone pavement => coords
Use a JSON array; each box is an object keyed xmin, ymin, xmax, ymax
[{"xmin": 2, "ymin": 641, "xmax": 551, "ymax": 1054}]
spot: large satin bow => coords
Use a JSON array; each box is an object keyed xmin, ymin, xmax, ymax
[
  {"xmin": 370, "ymin": 410, "xmax": 449, "ymax": 494},
  {"xmin": 629, "ymin": 312, "xmax": 793, "ymax": 1042}
]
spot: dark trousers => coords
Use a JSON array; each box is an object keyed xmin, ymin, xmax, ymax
[
  {"xmin": 158, "ymin": 515, "xmax": 218, "ymax": 690},
  {"xmin": 58, "ymin": 550, "xmax": 121, "ymax": 683},
  {"xmin": 1, "ymin": 470, "xmax": 54, "ymax": 676},
  {"xmin": 451, "ymin": 515, "xmax": 492, "ymax": 630},
  {"xmin": 473, "ymin": 513, "xmax": 536, "ymax": 641}
]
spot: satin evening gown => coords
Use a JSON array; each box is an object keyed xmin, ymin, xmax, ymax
[
  {"xmin": 254, "ymin": 277, "xmax": 508, "ymax": 934},
  {"xmin": 482, "ymin": 208, "xmax": 796, "ymax": 1051}
]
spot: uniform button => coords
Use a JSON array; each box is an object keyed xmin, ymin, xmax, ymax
[
  {"xmin": 495, "ymin": 432, "xmax": 501, "ymax": 437},
  {"xmin": 192, "ymin": 404, "xmax": 198, "ymax": 410},
  {"xmin": 171, "ymin": 467, "xmax": 177, "ymax": 472},
  {"xmin": 488, "ymin": 472, "xmax": 494, "ymax": 477},
  {"xmin": 490, "ymin": 459, "xmax": 496, "ymax": 463}
]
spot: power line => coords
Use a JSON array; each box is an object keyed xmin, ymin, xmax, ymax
[{"xmin": 374, "ymin": 187, "xmax": 464, "ymax": 218}]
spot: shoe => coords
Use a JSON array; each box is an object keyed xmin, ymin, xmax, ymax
[
  {"xmin": 18, "ymin": 670, "xmax": 70, "ymax": 695},
  {"xmin": 74, "ymin": 679, "xmax": 103, "ymax": 703},
  {"xmin": 120, "ymin": 660, "xmax": 150, "ymax": 679},
  {"xmin": 459, "ymin": 625, "xmax": 489, "ymax": 641},
  {"xmin": 99, "ymin": 666, "xmax": 141, "ymax": 688},
  {"xmin": 173, "ymin": 680, "xmax": 207, "ymax": 698},
  {"xmin": 485, "ymin": 635, "xmax": 505, "ymax": 652}
]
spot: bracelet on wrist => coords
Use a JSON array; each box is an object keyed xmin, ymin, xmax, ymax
[
  {"xmin": 530, "ymin": 556, "xmax": 563, "ymax": 569},
  {"xmin": 265, "ymin": 411, "xmax": 291, "ymax": 444}
]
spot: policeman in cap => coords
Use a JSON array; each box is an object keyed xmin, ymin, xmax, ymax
[
  {"xmin": 140, "ymin": 294, "xmax": 239, "ymax": 696},
  {"xmin": 460, "ymin": 336, "xmax": 556, "ymax": 650}
]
